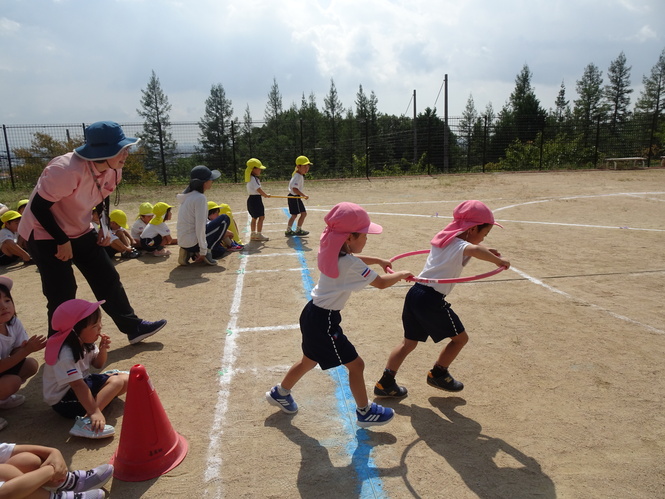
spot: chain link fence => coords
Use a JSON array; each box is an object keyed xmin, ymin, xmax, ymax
[{"xmin": 1, "ymin": 114, "xmax": 662, "ymax": 190}]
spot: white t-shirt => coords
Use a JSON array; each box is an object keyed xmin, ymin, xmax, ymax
[
  {"xmin": 131, "ymin": 219, "xmax": 147, "ymax": 240},
  {"xmin": 176, "ymin": 191, "xmax": 208, "ymax": 251},
  {"xmin": 0, "ymin": 228, "xmax": 17, "ymax": 246},
  {"xmin": 0, "ymin": 317, "xmax": 28, "ymax": 360},
  {"xmin": 288, "ymin": 173, "xmax": 304, "ymax": 195},
  {"xmin": 140, "ymin": 222, "xmax": 171, "ymax": 240},
  {"xmin": 246, "ymin": 176, "xmax": 262, "ymax": 195},
  {"xmin": 311, "ymin": 254, "xmax": 378, "ymax": 310},
  {"xmin": 419, "ymin": 238, "xmax": 471, "ymax": 296},
  {"xmin": 42, "ymin": 343, "xmax": 98, "ymax": 406},
  {"xmin": 0, "ymin": 442, "xmax": 15, "ymax": 463}
]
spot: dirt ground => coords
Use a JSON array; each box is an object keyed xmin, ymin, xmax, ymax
[{"xmin": 1, "ymin": 168, "xmax": 664, "ymax": 499}]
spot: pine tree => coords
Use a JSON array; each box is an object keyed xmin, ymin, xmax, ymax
[
  {"xmin": 136, "ymin": 70, "xmax": 176, "ymax": 183},
  {"xmin": 553, "ymin": 81, "xmax": 570, "ymax": 123},
  {"xmin": 264, "ymin": 77, "xmax": 283, "ymax": 132},
  {"xmin": 604, "ymin": 52, "xmax": 633, "ymax": 131},
  {"xmin": 198, "ymin": 83, "xmax": 236, "ymax": 177},
  {"xmin": 323, "ymin": 78, "xmax": 344, "ymax": 173},
  {"xmin": 573, "ymin": 63, "xmax": 606, "ymax": 128},
  {"xmin": 634, "ymin": 48, "xmax": 665, "ymax": 116}
]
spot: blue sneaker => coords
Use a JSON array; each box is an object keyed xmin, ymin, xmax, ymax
[
  {"xmin": 265, "ymin": 386, "xmax": 298, "ymax": 414},
  {"xmin": 356, "ymin": 402, "xmax": 394, "ymax": 428},
  {"xmin": 128, "ymin": 319, "xmax": 167, "ymax": 345}
]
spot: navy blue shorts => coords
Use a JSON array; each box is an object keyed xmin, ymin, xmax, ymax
[
  {"xmin": 402, "ymin": 283, "xmax": 465, "ymax": 343},
  {"xmin": 247, "ymin": 195, "xmax": 265, "ymax": 218},
  {"xmin": 51, "ymin": 373, "xmax": 111, "ymax": 419},
  {"xmin": 0, "ymin": 358, "xmax": 26, "ymax": 377},
  {"xmin": 300, "ymin": 300, "xmax": 358, "ymax": 370},
  {"xmin": 288, "ymin": 195, "xmax": 306, "ymax": 215}
]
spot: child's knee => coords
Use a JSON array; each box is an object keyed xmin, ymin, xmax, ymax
[{"xmin": 454, "ymin": 332, "xmax": 469, "ymax": 346}]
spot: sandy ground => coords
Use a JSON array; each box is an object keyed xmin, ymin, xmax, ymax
[{"xmin": 1, "ymin": 168, "xmax": 664, "ymax": 498}]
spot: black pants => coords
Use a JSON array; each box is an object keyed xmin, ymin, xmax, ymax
[{"xmin": 28, "ymin": 230, "xmax": 141, "ymax": 337}]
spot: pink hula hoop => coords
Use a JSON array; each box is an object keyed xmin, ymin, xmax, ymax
[{"xmin": 388, "ymin": 249, "xmax": 507, "ymax": 284}]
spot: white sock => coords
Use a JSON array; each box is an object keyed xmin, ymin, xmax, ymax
[
  {"xmin": 277, "ymin": 384, "xmax": 290, "ymax": 396},
  {"xmin": 357, "ymin": 404, "xmax": 371, "ymax": 415}
]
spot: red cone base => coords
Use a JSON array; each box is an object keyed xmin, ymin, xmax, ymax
[{"xmin": 110, "ymin": 364, "xmax": 188, "ymax": 481}]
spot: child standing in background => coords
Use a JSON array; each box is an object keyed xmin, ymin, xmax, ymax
[
  {"xmin": 130, "ymin": 202, "xmax": 154, "ymax": 245},
  {"xmin": 0, "ymin": 277, "xmax": 46, "ymax": 430},
  {"xmin": 43, "ymin": 299, "xmax": 128, "ymax": 439},
  {"xmin": 374, "ymin": 200, "xmax": 510, "ymax": 397},
  {"xmin": 0, "ymin": 211, "xmax": 32, "ymax": 265},
  {"xmin": 139, "ymin": 202, "xmax": 175, "ymax": 257},
  {"xmin": 266, "ymin": 202, "xmax": 412, "ymax": 427},
  {"xmin": 245, "ymin": 158, "xmax": 271, "ymax": 242},
  {"xmin": 285, "ymin": 155, "xmax": 311, "ymax": 237}
]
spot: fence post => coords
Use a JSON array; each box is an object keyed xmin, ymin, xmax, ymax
[
  {"xmin": 231, "ymin": 121, "xmax": 237, "ymax": 183},
  {"xmin": 594, "ymin": 116, "xmax": 601, "ymax": 168},
  {"xmin": 365, "ymin": 119, "xmax": 370, "ymax": 180},
  {"xmin": 538, "ymin": 122, "xmax": 545, "ymax": 170},
  {"xmin": 482, "ymin": 115, "xmax": 488, "ymax": 173},
  {"xmin": 2, "ymin": 125, "xmax": 15, "ymax": 190}
]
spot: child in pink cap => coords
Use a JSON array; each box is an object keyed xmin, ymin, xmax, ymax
[
  {"xmin": 43, "ymin": 299, "xmax": 129, "ymax": 439},
  {"xmin": 374, "ymin": 200, "xmax": 510, "ymax": 397},
  {"xmin": 266, "ymin": 202, "xmax": 412, "ymax": 427}
]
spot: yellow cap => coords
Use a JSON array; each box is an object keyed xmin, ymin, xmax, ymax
[
  {"xmin": 109, "ymin": 209, "xmax": 129, "ymax": 229},
  {"xmin": 207, "ymin": 201, "xmax": 221, "ymax": 211},
  {"xmin": 150, "ymin": 202, "xmax": 173, "ymax": 225},
  {"xmin": 296, "ymin": 155, "xmax": 312, "ymax": 166},
  {"xmin": 217, "ymin": 203, "xmax": 232, "ymax": 216},
  {"xmin": 138, "ymin": 202, "xmax": 154, "ymax": 216},
  {"xmin": 16, "ymin": 199, "xmax": 29, "ymax": 211},
  {"xmin": 245, "ymin": 158, "xmax": 266, "ymax": 183},
  {"xmin": 1, "ymin": 210, "xmax": 21, "ymax": 227}
]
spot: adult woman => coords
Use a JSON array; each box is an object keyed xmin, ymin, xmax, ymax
[
  {"xmin": 176, "ymin": 165, "xmax": 222, "ymax": 266},
  {"xmin": 19, "ymin": 121, "xmax": 166, "ymax": 344}
]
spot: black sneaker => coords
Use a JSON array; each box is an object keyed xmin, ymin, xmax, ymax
[
  {"xmin": 374, "ymin": 381, "xmax": 408, "ymax": 398},
  {"xmin": 128, "ymin": 319, "xmax": 167, "ymax": 345},
  {"xmin": 427, "ymin": 369, "xmax": 464, "ymax": 392}
]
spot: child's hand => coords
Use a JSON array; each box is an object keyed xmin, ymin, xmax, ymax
[
  {"xmin": 24, "ymin": 334, "xmax": 47, "ymax": 352},
  {"xmin": 89, "ymin": 411, "xmax": 106, "ymax": 433},
  {"xmin": 99, "ymin": 334, "xmax": 112, "ymax": 351},
  {"xmin": 377, "ymin": 259, "xmax": 393, "ymax": 273},
  {"xmin": 42, "ymin": 448, "xmax": 68, "ymax": 482},
  {"xmin": 397, "ymin": 271, "xmax": 414, "ymax": 281}
]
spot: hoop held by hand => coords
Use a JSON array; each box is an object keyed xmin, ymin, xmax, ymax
[{"xmin": 388, "ymin": 249, "xmax": 507, "ymax": 283}]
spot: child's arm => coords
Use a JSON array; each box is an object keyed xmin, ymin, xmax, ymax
[
  {"xmin": 464, "ymin": 244, "xmax": 510, "ymax": 268},
  {"xmin": 0, "ymin": 335, "xmax": 47, "ymax": 372},
  {"xmin": 257, "ymin": 187, "xmax": 271, "ymax": 198},
  {"xmin": 11, "ymin": 444, "xmax": 68, "ymax": 482},
  {"xmin": 91, "ymin": 334, "xmax": 110, "ymax": 370},
  {"xmin": 69, "ymin": 379, "xmax": 106, "ymax": 431},
  {"xmin": 369, "ymin": 271, "xmax": 413, "ymax": 289},
  {"xmin": 291, "ymin": 187, "xmax": 308, "ymax": 200},
  {"xmin": 356, "ymin": 255, "xmax": 392, "ymax": 272},
  {"xmin": 0, "ymin": 465, "xmax": 56, "ymax": 498}
]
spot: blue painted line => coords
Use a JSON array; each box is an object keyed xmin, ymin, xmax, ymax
[{"xmin": 283, "ymin": 208, "xmax": 385, "ymax": 499}]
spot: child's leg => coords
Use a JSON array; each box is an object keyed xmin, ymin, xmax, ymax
[
  {"xmin": 0, "ymin": 462, "xmax": 54, "ymax": 499},
  {"xmin": 385, "ymin": 338, "xmax": 419, "ymax": 373},
  {"xmin": 435, "ymin": 331, "xmax": 469, "ymax": 368},
  {"xmin": 250, "ymin": 217, "xmax": 257, "ymax": 233},
  {"xmin": 287, "ymin": 214, "xmax": 297, "ymax": 229},
  {"xmin": 280, "ymin": 356, "xmax": 317, "ymax": 390},
  {"xmin": 296, "ymin": 212, "xmax": 307, "ymax": 229},
  {"xmin": 17, "ymin": 357, "xmax": 39, "ymax": 382},
  {"xmin": 344, "ymin": 356, "xmax": 369, "ymax": 408},
  {"xmin": 0, "ymin": 374, "xmax": 22, "ymax": 400},
  {"xmin": 93, "ymin": 374, "xmax": 129, "ymax": 411},
  {"xmin": 1, "ymin": 240, "xmax": 31, "ymax": 262},
  {"xmin": 256, "ymin": 216, "xmax": 265, "ymax": 233}
]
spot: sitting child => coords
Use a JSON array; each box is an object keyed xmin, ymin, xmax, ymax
[
  {"xmin": 0, "ymin": 442, "xmax": 112, "ymax": 498},
  {"xmin": 0, "ymin": 277, "xmax": 46, "ymax": 430},
  {"xmin": 43, "ymin": 299, "xmax": 129, "ymax": 440},
  {"xmin": 207, "ymin": 202, "xmax": 243, "ymax": 259},
  {"xmin": 217, "ymin": 203, "xmax": 244, "ymax": 249},
  {"xmin": 0, "ymin": 211, "xmax": 32, "ymax": 265},
  {"xmin": 109, "ymin": 210, "xmax": 139, "ymax": 259},
  {"xmin": 139, "ymin": 202, "xmax": 175, "ymax": 257},
  {"xmin": 130, "ymin": 202, "xmax": 154, "ymax": 246},
  {"xmin": 91, "ymin": 210, "xmax": 137, "ymax": 260}
]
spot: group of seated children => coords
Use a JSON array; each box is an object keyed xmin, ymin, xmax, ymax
[{"xmin": 0, "ymin": 200, "xmax": 32, "ymax": 266}]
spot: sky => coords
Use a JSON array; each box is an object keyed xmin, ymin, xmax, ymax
[{"xmin": 1, "ymin": 0, "xmax": 664, "ymax": 125}]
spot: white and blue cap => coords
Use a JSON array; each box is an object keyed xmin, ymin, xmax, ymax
[{"xmin": 74, "ymin": 121, "xmax": 140, "ymax": 161}]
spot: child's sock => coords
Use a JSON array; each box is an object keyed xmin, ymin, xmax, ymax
[
  {"xmin": 56, "ymin": 471, "xmax": 77, "ymax": 491},
  {"xmin": 276, "ymin": 384, "xmax": 290, "ymax": 396},
  {"xmin": 378, "ymin": 368, "xmax": 397, "ymax": 386},
  {"xmin": 431, "ymin": 364, "xmax": 449, "ymax": 377},
  {"xmin": 357, "ymin": 404, "xmax": 371, "ymax": 415}
]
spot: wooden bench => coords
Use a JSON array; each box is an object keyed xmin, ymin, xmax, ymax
[{"xmin": 605, "ymin": 157, "xmax": 646, "ymax": 170}]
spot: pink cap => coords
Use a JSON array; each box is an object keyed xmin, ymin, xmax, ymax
[
  {"xmin": 0, "ymin": 277, "xmax": 12, "ymax": 290},
  {"xmin": 318, "ymin": 202, "xmax": 382, "ymax": 278},
  {"xmin": 45, "ymin": 299, "xmax": 105, "ymax": 366},
  {"xmin": 430, "ymin": 200, "xmax": 503, "ymax": 248}
]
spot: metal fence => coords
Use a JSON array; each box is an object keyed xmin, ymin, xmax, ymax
[{"xmin": 1, "ymin": 114, "xmax": 662, "ymax": 190}]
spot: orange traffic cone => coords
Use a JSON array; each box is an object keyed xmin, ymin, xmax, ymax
[{"xmin": 110, "ymin": 364, "xmax": 188, "ymax": 481}]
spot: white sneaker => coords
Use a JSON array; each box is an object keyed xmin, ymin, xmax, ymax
[
  {"xmin": 153, "ymin": 248, "xmax": 171, "ymax": 257},
  {"xmin": 59, "ymin": 464, "xmax": 114, "ymax": 492},
  {"xmin": 69, "ymin": 416, "xmax": 115, "ymax": 439},
  {"xmin": 251, "ymin": 233, "xmax": 269, "ymax": 241},
  {"xmin": 203, "ymin": 250, "xmax": 218, "ymax": 265},
  {"xmin": 55, "ymin": 490, "xmax": 105, "ymax": 499},
  {"xmin": 0, "ymin": 394, "xmax": 25, "ymax": 409},
  {"xmin": 177, "ymin": 247, "xmax": 190, "ymax": 266}
]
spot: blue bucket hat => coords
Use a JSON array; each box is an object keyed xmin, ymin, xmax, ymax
[{"xmin": 74, "ymin": 121, "xmax": 140, "ymax": 161}]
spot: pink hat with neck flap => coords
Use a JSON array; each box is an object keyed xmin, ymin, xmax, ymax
[
  {"xmin": 318, "ymin": 202, "xmax": 382, "ymax": 278},
  {"xmin": 430, "ymin": 200, "xmax": 503, "ymax": 248},
  {"xmin": 45, "ymin": 299, "xmax": 105, "ymax": 366}
]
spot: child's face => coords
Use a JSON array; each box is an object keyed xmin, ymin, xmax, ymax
[
  {"xmin": 78, "ymin": 316, "xmax": 103, "ymax": 344},
  {"xmin": 346, "ymin": 233, "xmax": 368, "ymax": 254},
  {"xmin": 92, "ymin": 211, "xmax": 100, "ymax": 223},
  {"xmin": 298, "ymin": 164, "xmax": 310, "ymax": 174},
  {"xmin": 252, "ymin": 167, "xmax": 262, "ymax": 176},
  {"xmin": 208, "ymin": 211, "xmax": 219, "ymax": 220},
  {"xmin": 165, "ymin": 209, "xmax": 172, "ymax": 221},
  {"xmin": 140, "ymin": 214, "xmax": 154, "ymax": 224},
  {"xmin": 5, "ymin": 219, "xmax": 20, "ymax": 232},
  {"xmin": 0, "ymin": 291, "xmax": 15, "ymax": 325},
  {"xmin": 467, "ymin": 225, "xmax": 492, "ymax": 244},
  {"xmin": 109, "ymin": 221, "xmax": 120, "ymax": 231}
]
